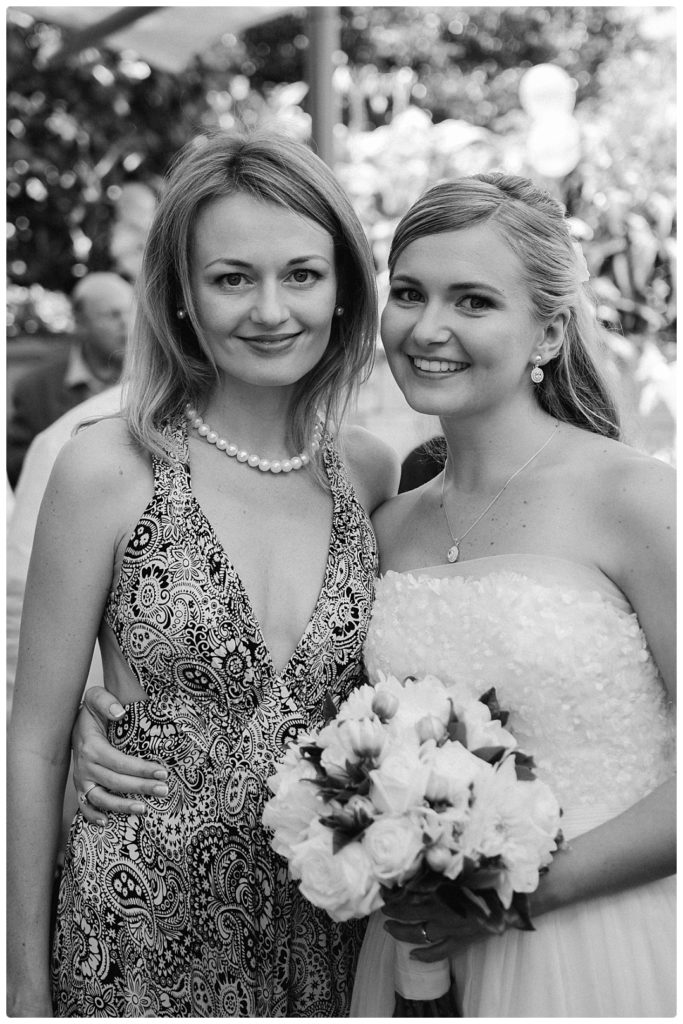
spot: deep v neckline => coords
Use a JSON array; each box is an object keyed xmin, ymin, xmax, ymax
[{"xmin": 184, "ymin": 430, "xmax": 338, "ymax": 680}]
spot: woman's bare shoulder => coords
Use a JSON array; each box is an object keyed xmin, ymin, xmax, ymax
[
  {"xmin": 338, "ymin": 424, "xmax": 401, "ymax": 514},
  {"xmin": 48, "ymin": 416, "xmax": 153, "ymax": 514},
  {"xmin": 565, "ymin": 431, "xmax": 674, "ymax": 518}
]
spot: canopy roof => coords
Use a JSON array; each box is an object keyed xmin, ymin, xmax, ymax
[{"xmin": 11, "ymin": 6, "xmax": 290, "ymax": 72}]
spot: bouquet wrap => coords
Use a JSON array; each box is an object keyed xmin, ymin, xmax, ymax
[{"xmin": 393, "ymin": 940, "xmax": 451, "ymax": 1000}]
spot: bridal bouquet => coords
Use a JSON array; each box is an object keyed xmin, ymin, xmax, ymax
[{"xmin": 263, "ymin": 673, "xmax": 564, "ymax": 1014}]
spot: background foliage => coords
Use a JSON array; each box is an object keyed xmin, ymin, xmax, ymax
[{"xmin": 6, "ymin": 5, "xmax": 676, "ymax": 458}]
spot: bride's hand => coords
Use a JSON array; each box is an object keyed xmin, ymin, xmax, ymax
[
  {"xmin": 381, "ymin": 888, "xmax": 492, "ymax": 962},
  {"xmin": 72, "ymin": 687, "xmax": 168, "ymax": 824}
]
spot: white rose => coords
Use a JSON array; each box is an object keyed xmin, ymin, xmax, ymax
[
  {"xmin": 388, "ymin": 675, "xmax": 452, "ymax": 735},
  {"xmin": 421, "ymin": 805, "xmax": 468, "ymax": 880},
  {"xmin": 424, "ymin": 741, "xmax": 488, "ymax": 808},
  {"xmin": 369, "ymin": 748, "xmax": 431, "ymax": 814},
  {"xmin": 455, "ymin": 700, "xmax": 518, "ymax": 752},
  {"xmin": 462, "ymin": 757, "xmax": 561, "ymax": 907},
  {"xmin": 362, "ymin": 813, "xmax": 425, "ymax": 886},
  {"xmin": 262, "ymin": 751, "xmax": 322, "ymax": 859},
  {"xmin": 290, "ymin": 821, "xmax": 383, "ymax": 921},
  {"xmin": 318, "ymin": 720, "xmax": 361, "ymax": 781}
]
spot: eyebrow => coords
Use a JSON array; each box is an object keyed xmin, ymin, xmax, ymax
[
  {"xmin": 391, "ymin": 273, "xmax": 506, "ymax": 297},
  {"xmin": 204, "ymin": 254, "xmax": 332, "ymax": 270}
]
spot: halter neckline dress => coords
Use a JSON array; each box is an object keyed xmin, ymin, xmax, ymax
[{"xmin": 52, "ymin": 420, "xmax": 377, "ymax": 1017}]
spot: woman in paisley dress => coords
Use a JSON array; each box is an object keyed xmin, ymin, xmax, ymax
[
  {"xmin": 7, "ymin": 129, "xmax": 399, "ymax": 1018},
  {"xmin": 351, "ymin": 174, "xmax": 675, "ymax": 1016}
]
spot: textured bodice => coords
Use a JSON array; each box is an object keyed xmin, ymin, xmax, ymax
[{"xmin": 364, "ymin": 555, "xmax": 675, "ymax": 831}]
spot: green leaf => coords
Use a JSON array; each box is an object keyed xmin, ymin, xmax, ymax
[
  {"xmin": 323, "ymin": 690, "xmax": 338, "ymax": 723},
  {"xmin": 478, "ymin": 687, "xmax": 510, "ymax": 726},
  {"xmin": 471, "ymin": 745, "xmax": 507, "ymax": 765}
]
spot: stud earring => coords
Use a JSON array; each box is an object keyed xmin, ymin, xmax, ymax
[
  {"xmin": 176, "ymin": 309, "xmax": 187, "ymax": 320},
  {"xmin": 530, "ymin": 356, "xmax": 544, "ymax": 384},
  {"xmin": 334, "ymin": 305, "xmax": 344, "ymax": 317}
]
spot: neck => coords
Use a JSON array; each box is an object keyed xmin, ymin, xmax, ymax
[
  {"xmin": 201, "ymin": 382, "xmax": 296, "ymax": 453},
  {"xmin": 440, "ymin": 403, "xmax": 558, "ymax": 492}
]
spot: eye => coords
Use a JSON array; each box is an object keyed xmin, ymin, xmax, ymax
[
  {"xmin": 391, "ymin": 286, "xmax": 424, "ymax": 303},
  {"xmin": 287, "ymin": 268, "xmax": 320, "ymax": 285},
  {"xmin": 216, "ymin": 272, "xmax": 247, "ymax": 288},
  {"xmin": 459, "ymin": 294, "xmax": 493, "ymax": 311}
]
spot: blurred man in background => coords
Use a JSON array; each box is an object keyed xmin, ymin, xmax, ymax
[{"xmin": 6, "ymin": 271, "xmax": 133, "ymax": 486}]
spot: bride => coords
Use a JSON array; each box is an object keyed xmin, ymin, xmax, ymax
[
  {"xmin": 351, "ymin": 173, "xmax": 675, "ymax": 1016},
  {"xmin": 69, "ymin": 173, "xmax": 675, "ymax": 1016}
]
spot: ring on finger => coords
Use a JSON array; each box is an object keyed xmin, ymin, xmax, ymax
[{"xmin": 79, "ymin": 784, "xmax": 98, "ymax": 806}]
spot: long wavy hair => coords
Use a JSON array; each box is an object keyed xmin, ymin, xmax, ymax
[
  {"xmin": 388, "ymin": 173, "xmax": 621, "ymax": 439},
  {"xmin": 122, "ymin": 128, "xmax": 378, "ymax": 470}
]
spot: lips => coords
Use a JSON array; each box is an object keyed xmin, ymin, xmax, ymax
[
  {"xmin": 411, "ymin": 356, "xmax": 469, "ymax": 373},
  {"xmin": 237, "ymin": 332, "xmax": 301, "ymax": 344}
]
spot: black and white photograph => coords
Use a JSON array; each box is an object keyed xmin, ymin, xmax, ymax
[{"xmin": 6, "ymin": 5, "xmax": 676, "ymax": 1017}]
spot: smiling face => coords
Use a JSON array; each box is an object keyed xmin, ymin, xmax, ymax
[
  {"xmin": 190, "ymin": 193, "xmax": 338, "ymax": 393},
  {"xmin": 381, "ymin": 222, "xmax": 547, "ymax": 420}
]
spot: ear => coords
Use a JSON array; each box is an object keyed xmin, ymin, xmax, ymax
[{"xmin": 538, "ymin": 309, "xmax": 569, "ymax": 362}]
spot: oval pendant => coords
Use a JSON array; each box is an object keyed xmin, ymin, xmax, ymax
[{"xmin": 447, "ymin": 544, "xmax": 459, "ymax": 563}]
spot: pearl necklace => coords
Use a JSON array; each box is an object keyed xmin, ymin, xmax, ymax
[
  {"xmin": 441, "ymin": 421, "xmax": 559, "ymax": 563},
  {"xmin": 185, "ymin": 404, "xmax": 322, "ymax": 474}
]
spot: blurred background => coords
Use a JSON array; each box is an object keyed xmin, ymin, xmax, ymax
[{"xmin": 6, "ymin": 4, "xmax": 677, "ymax": 470}]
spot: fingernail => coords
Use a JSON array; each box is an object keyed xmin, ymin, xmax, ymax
[
  {"xmin": 131, "ymin": 802, "xmax": 146, "ymax": 814},
  {"xmin": 153, "ymin": 769, "xmax": 169, "ymax": 781},
  {"xmin": 153, "ymin": 785, "xmax": 169, "ymax": 797},
  {"xmin": 96, "ymin": 818, "xmax": 107, "ymax": 827},
  {"xmin": 110, "ymin": 702, "xmax": 125, "ymax": 717}
]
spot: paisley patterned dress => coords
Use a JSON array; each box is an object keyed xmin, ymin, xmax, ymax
[{"xmin": 51, "ymin": 422, "xmax": 377, "ymax": 1017}]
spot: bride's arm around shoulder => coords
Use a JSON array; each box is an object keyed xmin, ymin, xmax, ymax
[
  {"xmin": 595, "ymin": 446, "xmax": 675, "ymax": 697},
  {"xmin": 339, "ymin": 424, "xmax": 401, "ymax": 516}
]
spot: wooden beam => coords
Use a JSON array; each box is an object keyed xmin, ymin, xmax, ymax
[
  {"xmin": 305, "ymin": 6, "xmax": 340, "ymax": 167},
  {"xmin": 46, "ymin": 7, "xmax": 163, "ymax": 64}
]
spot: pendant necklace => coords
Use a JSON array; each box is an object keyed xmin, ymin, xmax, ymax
[{"xmin": 441, "ymin": 421, "xmax": 559, "ymax": 564}]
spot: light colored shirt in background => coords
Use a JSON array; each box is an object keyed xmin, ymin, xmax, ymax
[{"xmin": 6, "ymin": 384, "xmax": 123, "ymax": 717}]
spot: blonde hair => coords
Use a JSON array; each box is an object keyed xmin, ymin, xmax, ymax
[
  {"xmin": 122, "ymin": 129, "xmax": 378, "ymax": 470},
  {"xmin": 389, "ymin": 173, "xmax": 621, "ymax": 439}
]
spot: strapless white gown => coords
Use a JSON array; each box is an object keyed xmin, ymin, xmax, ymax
[{"xmin": 351, "ymin": 555, "xmax": 676, "ymax": 1018}]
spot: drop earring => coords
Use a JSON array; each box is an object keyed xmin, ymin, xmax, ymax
[
  {"xmin": 334, "ymin": 305, "xmax": 344, "ymax": 317},
  {"xmin": 176, "ymin": 309, "xmax": 187, "ymax": 320},
  {"xmin": 530, "ymin": 356, "xmax": 544, "ymax": 384}
]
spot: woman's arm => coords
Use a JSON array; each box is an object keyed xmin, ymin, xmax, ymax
[
  {"xmin": 72, "ymin": 689, "xmax": 168, "ymax": 824},
  {"xmin": 385, "ymin": 776, "xmax": 676, "ymax": 962},
  {"xmin": 6, "ymin": 425, "xmax": 146, "ymax": 1015}
]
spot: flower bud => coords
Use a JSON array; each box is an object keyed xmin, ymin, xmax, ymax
[
  {"xmin": 371, "ymin": 690, "xmax": 399, "ymax": 722},
  {"xmin": 345, "ymin": 794, "xmax": 376, "ymax": 826},
  {"xmin": 346, "ymin": 717, "xmax": 386, "ymax": 759},
  {"xmin": 416, "ymin": 714, "xmax": 446, "ymax": 744}
]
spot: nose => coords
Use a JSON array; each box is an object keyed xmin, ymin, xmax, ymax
[
  {"xmin": 410, "ymin": 301, "xmax": 453, "ymax": 346},
  {"xmin": 250, "ymin": 282, "xmax": 288, "ymax": 327}
]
